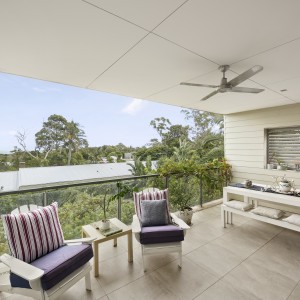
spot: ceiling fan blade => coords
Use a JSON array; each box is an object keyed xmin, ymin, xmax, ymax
[
  {"xmin": 201, "ymin": 89, "xmax": 219, "ymax": 101},
  {"xmin": 180, "ymin": 82, "xmax": 219, "ymax": 88},
  {"xmin": 229, "ymin": 87, "xmax": 265, "ymax": 93},
  {"xmin": 228, "ymin": 65, "xmax": 263, "ymax": 87}
]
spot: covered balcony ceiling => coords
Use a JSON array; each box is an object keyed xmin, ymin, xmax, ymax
[{"xmin": 1, "ymin": 0, "xmax": 300, "ymax": 114}]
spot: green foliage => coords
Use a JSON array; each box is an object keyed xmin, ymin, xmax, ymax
[
  {"xmin": 172, "ymin": 139, "xmax": 195, "ymax": 162},
  {"xmin": 158, "ymin": 157, "xmax": 231, "ymax": 210},
  {"xmin": 150, "ymin": 117, "xmax": 190, "ymax": 150},
  {"xmin": 182, "ymin": 109, "xmax": 224, "ymax": 138},
  {"xmin": 127, "ymin": 157, "xmax": 146, "ymax": 175},
  {"xmin": 35, "ymin": 114, "xmax": 67, "ymax": 151},
  {"xmin": 194, "ymin": 133, "xmax": 224, "ymax": 162},
  {"xmin": 134, "ymin": 145, "xmax": 168, "ymax": 161},
  {"xmin": 158, "ymin": 157, "xmax": 231, "ymax": 179},
  {"xmin": 168, "ymin": 176, "xmax": 198, "ymax": 211}
]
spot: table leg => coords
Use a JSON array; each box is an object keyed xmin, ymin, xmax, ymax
[
  {"xmin": 94, "ymin": 242, "xmax": 99, "ymax": 277},
  {"xmin": 127, "ymin": 231, "xmax": 133, "ymax": 263},
  {"xmin": 113, "ymin": 238, "xmax": 117, "ymax": 247}
]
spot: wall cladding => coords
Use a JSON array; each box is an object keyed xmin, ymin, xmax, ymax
[{"xmin": 224, "ymin": 103, "xmax": 300, "ymax": 187}]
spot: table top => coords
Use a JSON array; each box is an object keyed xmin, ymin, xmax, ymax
[
  {"xmin": 224, "ymin": 185, "xmax": 300, "ymax": 207},
  {"xmin": 82, "ymin": 218, "xmax": 131, "ymax": 241}
]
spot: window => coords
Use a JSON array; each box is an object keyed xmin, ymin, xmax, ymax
[{"xmin": 267, "ymin": 127, "xmax": 300, "ymax": 170}]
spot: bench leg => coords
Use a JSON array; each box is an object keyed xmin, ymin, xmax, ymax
[
  {"xmin": 227, "ymin": 211, "xmax": 233, "ymax": 224},
  {"xmin": 221, "ymin": 206, "xmax": 226, "ymax": 228}
]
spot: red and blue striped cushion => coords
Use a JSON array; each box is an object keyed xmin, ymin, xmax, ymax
[
  {"xmin": 1, "ymin": 202, "xmax": 64, "ymax": 263},
  {"xmin": 133, "ymin": 189, "xmax": 172, "ymax": 224}
]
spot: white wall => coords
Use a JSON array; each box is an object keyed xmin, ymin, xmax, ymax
[{"xmin": 224, "ymin": 103, "xmax": 300, "ymax": 188}]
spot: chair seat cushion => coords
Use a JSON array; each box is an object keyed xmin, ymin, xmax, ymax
[
  {"xmin": 10, "ymin": 244, "xmax": 93, "ymax": 290},
  {"xmin": 140, "ymin": 225, "xmax": 184, "ymax": 245}
]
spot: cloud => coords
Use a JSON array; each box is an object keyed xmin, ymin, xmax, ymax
[{"xmin": 122, "ymin": 99, "xmax": 144, "ymax": 115}]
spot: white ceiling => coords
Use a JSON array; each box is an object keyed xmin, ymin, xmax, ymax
[{"xmin": 1, "ymin": 0, "xmax": 300, "ymax": 114}]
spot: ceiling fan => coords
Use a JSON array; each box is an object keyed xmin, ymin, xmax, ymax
[{"xmin": 180, "ymin": 65, "xmax": 264, "ymax": 101}]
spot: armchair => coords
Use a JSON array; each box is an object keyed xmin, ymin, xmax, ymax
[
  {"xmin": 132, "ymin": 188, "xmax": 189, "ymax": 272},
  {"xmin": 0, "ymin": 202, "xmax": 94, "ymax": 300}
]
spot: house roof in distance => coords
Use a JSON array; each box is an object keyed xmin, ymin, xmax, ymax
[{"xmin": 0, "ymin": 162, "xmax": 134, "ymax": 193}]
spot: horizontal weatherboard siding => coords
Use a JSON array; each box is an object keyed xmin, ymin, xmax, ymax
[{"xmin": 225, "ymin": 103, "xmax": 300, "ymax": 187}]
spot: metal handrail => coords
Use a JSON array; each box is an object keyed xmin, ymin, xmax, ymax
[{"xmin": 0, "ymin": 174, "xmax": 161, "ymax": 196}]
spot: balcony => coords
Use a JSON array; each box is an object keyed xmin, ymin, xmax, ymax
[
  {"xmin": 2, "ymin": 204, "xmax": 300, "ymax": 299},
  {"xmin": 1, "ymin": 172, "xmax": 300, "ymax": 299}
]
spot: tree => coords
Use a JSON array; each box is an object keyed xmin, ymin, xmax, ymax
[
  {"xmin": 182, "ymin": 109, "xmax": 223, "ymax": 139},
  {"xmin": 162, "ymin": 124, "xmax": 189, "ymax": 149},
  {"xmin": 35, "ymin": 114, "xmax": 68, "ymax": 152},
  {"xmin": 194, "ymin": 134, "xmax": 224, "ymax": 163},
  {"xmin": 150, "ymin": 117, "xmax": 189, "ymax": 153},
  {"xmin": 127, "ymin": 157, "xmax": 146, "ymax": 176},
  {"xmin": 34, "ymin": 115, "xmax": 88, "ymax": 165},
  {"xmin": 65, "ymin": 121, "xmax": 88, "ymax": 165},
  {"xmin": 172, "ymin": 139, "xmax": 195, "ymax": 162},
  {"xmin": 149, "ymin": 117, "xmax": 171, "ymax": 137},
  {"xmin": 16, "ymin": 130, "xmax": 52, "ymax": 165}
]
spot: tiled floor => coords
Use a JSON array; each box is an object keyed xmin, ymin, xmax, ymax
[{"xmin": 2, "ymin": 204, "xmax": 300, "ymax": 300}]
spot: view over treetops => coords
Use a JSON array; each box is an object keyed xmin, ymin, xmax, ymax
[{"xmin": 0, "ymin": 109, "xmax": 224, "ymax": 172}]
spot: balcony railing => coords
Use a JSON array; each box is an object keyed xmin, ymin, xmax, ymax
[{"xmin": 0, "ymin": 170, "xmax": 227, "ymax": 255}]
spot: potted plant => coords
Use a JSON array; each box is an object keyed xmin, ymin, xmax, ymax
[
  {"xmin": 273, "ymin": 154, "xmax": 287, "ymax": 170},
  {"xmin": 99, "ymin": 188, "xmax": 112, "ymax": 230},
  {"xmin": 100, "ymin": 182, "xmax": 138, "ymax": 230},
  {"xmin": 278, "ymin": 174, "xmax": 294, "ymax": 193},
  {"xmin": 169, "ymin": 176, "xmax": 195, "ymax": 225}
]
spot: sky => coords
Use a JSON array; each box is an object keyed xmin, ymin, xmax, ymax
[{"xmin": 0, "ymin": 73, "xmax": 192, "ymax": 153}]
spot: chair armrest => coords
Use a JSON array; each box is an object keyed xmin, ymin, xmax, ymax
[
  {"xmin": 171, "ymin": 213, "xmax": 190, "ymax": 229},
  {"xmin": 132, "ymin": 214, "xmax": 141, "ymax": 234},
  {"xmin": 0, "ymin": 253, "xmax": 44, "ymax": 281},
  {"xmin": 64, "ymin": 237, "xmax": 95, "ymax": 244}
]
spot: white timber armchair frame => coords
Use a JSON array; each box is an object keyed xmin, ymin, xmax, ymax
[
  {"xmin": 132, "ymin": 188, "xmax": 190, "ymax": 272},
  {"xmin": 0, "ymin": 203, "xmax": 95, "ymax": 300}
]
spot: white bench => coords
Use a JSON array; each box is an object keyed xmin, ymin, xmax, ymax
[{"xmin": 222, "ymin": 185, "xmax": 300, "ymax": 232}]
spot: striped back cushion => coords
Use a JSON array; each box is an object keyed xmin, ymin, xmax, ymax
[
  {"xmin": 1, "ymin": 202, "xmax": 64, "ymax": 263},
  {"xmin": 133, "ymin": 189, "xmax": 172, "ymax": 224}
]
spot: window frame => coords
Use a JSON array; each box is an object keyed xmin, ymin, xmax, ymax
[{"xmin": 266, "ymin": 126, "xmax": 300, "ymax": 170}]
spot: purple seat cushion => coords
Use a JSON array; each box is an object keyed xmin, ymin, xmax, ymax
[
  {"xmin": 140, "ymin": 225, "xmax": 184, "ymax": 245},
  {"xmin": 10, "ymin": 244, "xmax": 93, "ymax": 290}
]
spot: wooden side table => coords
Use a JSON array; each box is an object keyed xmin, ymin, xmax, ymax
[{"xmin": 82, "ymin": 218, "xmax": 133, "ymax": 277}]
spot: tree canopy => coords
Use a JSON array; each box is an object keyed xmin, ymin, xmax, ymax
[{"xmin": 1, "ymin": 109, "xmax": 225, "ymax": 171}]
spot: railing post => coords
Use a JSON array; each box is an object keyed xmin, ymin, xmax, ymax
[
  {"xmin": 117, "ymin": 181, "xmax": 122, "ymax": 220},
  {"xmin": 200, "ymin": 175, "xmax": 203, "ymax": 207},
  {"xmin": 165, "ymin": 176, "xmax": 169, "ymax": 189},
  {"xmin": 43, "ymin": 192, "xmax": 47, "ymax": 207}
]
